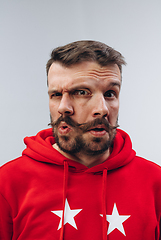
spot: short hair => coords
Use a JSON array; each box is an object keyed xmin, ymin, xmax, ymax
[{"xmin": 46, "ymin": 40, "xmax": 126, "ymax": 76}]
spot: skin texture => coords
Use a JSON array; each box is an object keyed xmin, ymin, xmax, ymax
[{"xmin": 48, "ymin": 61, "xmax": 121, "ymax": 167}]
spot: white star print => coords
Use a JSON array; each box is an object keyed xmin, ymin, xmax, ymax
[
  {"xmin": 100, "ymin": 203, "xmax": 130, "ymax": 236},
  {"xmin": 51, "ymin": 199, "xmax": 82, "ymax": 230}
]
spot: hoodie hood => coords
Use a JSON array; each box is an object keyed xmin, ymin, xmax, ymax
[{"xmin": 22, "ymin": 128, "xmax": 136, "ymax": 173}]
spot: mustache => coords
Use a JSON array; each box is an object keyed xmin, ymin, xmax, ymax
[{"xmin": 49, "ymin": 116, "xmax": 119, "ymax": 133}]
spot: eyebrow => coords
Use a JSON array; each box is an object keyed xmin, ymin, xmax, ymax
[
  {"xmin": 109, "ymin": 81, "xmax": 121, "ymax": 89},
  {"xmin": 48, "ymin": 89, "xmax": 58, "ymax": 95},
  {"xmin": 48, "ymin": 86, "xmax": 90, "ymax": 95},
  {"xmin": 48, "ymin": 81, "xmax": 121, "ymax": 95}
]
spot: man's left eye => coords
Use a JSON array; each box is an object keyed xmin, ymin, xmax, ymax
[
  {"xmin": 74, "ymin": 90, "xmax": 89, "ymax": 95},
  {"xmin": 104, "ymin": 91, "xmax": 115, "ymax": 98}
]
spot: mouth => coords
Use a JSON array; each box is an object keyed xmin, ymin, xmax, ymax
[
  {"xmin": 88, "ymin": 124, "xmax": 107, "ymax": 131},
  {"xmin": 87, "ymin": 125, "xmax": 108, "ymax": 137},
  {"xmin": 58, "ymin": 122, "xmax": 72, "ymax": 135},
  {"xmin": 90, "ymin": 127, "xmax": 106, "ymax": 131},
  {"xmin": 57, "ymin": 121, "xmax": 109, "ymax": 137}
]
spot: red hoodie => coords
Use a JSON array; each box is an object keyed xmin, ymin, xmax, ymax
[{"xmin": 0, "ymin": 128, "xmax": 161, "ymax": 240}]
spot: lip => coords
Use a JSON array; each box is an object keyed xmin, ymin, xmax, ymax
[
  {"xmin": 88, "ymin": 124, "xmax": 108, "ymax": 137},
  {"xmin": 58, "ymin": 122, "xmax": 72, "ymax": 135},
  {"xmin": 88, "ymin": 124, "xmax": 107, "ymax": 132}
]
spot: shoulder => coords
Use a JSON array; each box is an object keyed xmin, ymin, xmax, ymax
[
  {"xmin": 129, "ymin": 156, "xmax": 161, "ymax": 177},
  {"xmin": 0, "ymin": 156, "xmax": 35, "ymax": 185},
  {"xmin": 0, "ymin": 157, "xmax": 23, "ymax": 181},
  {"xmin": 134, "ymin": 156, "xmax": 161, "ymax": 172},
  {"xmin": 132, "ymin": 156, "xmax": 161, "ymax": 190}
]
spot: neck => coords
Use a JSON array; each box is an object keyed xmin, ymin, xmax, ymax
[{"xmin": 53, "ymin": 143, "xmax": 110, "ymax": 168}]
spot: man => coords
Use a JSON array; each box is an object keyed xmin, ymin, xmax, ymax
[{"xmin": 0, "ymin": 40, "xmax": 161, "ymax": 240}]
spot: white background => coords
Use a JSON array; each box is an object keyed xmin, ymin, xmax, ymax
[{"xmin": 0, "ymin": 0, "xmax": 161, "ymax": 166}]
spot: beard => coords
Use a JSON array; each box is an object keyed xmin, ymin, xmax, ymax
[{"xmin": 49, "ymin": 116, "xmax": 118, "ymax": 156}]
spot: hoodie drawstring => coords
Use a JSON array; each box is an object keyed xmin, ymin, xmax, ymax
[
  {"xmin": 60, "ymin": 162, "xmax": 108, "ymax": 240},
  {"xmin": 102, "ymin": 168, "xmax": 108, "ymax": 240},
  {"xmin": 60, "ymin": 160, "xmax": 68, "ymax": 240}
]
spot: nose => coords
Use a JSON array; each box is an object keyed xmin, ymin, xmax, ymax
[
  {"xmin": 92, "ymin": 95, "xmax": 109, "ymax": 118},
  {"xmin": 58, "ymin": 94, "xmax": 74, "ymax": 116}
]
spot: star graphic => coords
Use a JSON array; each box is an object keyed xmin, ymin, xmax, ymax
[
  {"xmin": 51, "ymin": 199, "xmax": 82, "ymax": 230},
  {"xmin": 100, "ymin": 203, "xmax": 130, "ymax": 236}
]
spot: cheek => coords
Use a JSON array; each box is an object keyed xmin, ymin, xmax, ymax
[
  {"xmin": 111, "ymin": 99, "xmax": 119, "ymax": 111},
  {"xmin": 49, "ymin": 101, "xmax": 54, "ymax": 114},
  {"xmin": 49, "ymin": 101, "xmax": 60, "ymax": 119},
  {"xmin": 109, "ymin": 101, "xmax": 119, "ymax": 120}
]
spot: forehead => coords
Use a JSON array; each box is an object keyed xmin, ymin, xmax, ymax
[{"xmin": 48, "ymin": 61, "xmax": 121, "ymax": 89}]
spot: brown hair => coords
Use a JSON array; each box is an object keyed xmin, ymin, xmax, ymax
[{"xmin": 46, "ymin": 40, "xmax": 126, "ymax": 76}]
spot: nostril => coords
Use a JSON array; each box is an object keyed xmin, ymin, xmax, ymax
[
  {"xmin": 103, "ymin": 113, "xmax": 108, "ymax": 118},
  {"xmin": 65, "ymin": 111, "xmax": 72, "ymax": 114},
  {"xmin": 94, "ymin": 113, "xmax": 101, "ymax": 116}
]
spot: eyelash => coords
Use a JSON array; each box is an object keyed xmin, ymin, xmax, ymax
[
  {"xmin": 104, "ymin": 90, "xmax": 116, "ymax": 98},
  {"xmin": 73, "ymin": 90, "xmax": 90, "ymax": 96},
  {"xmin": 50, "ymin": 90, "xmax": 117, "ymax": 99},
  {"xmin": 51, "ymin": 93, "xmax": 61, "ymax": 97}
]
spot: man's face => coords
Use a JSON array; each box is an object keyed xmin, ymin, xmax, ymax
[{"xmin": 48, "ymin": 61, "xmax": 121, "ymax": 156}]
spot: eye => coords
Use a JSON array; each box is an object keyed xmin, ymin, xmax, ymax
[
  {"xmin": 50, "ymin": 92, "xmax": 62, "ymax": 98},
  {"xmin": 73, "ymin": 89, "xmax": 90, "ymax": 96},
  {"xmin": 104, "ymin": 90, "xmax": 116, "ymax": 98}
]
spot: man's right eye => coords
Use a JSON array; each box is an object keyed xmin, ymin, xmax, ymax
[{"xmin": 51, "ymin": 92, "xmax": 62, "ymax": 98}]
